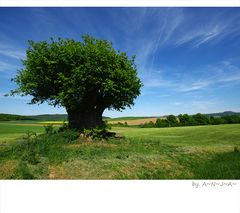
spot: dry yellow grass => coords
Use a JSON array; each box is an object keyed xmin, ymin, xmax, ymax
[
  {"xmin": 0, "ymin": 160, "xmax": 18, "ymax": 178},
  {"xmin": 109, "ymin": 117, "xmax": 157, "ymax": 126},
  {"xmin": 41, "ymin": 118, "xmax": 158, "ymax": 126},
  {"xmin": 40, "ymin": 121, "xmax": 65, "ymax": 125}
]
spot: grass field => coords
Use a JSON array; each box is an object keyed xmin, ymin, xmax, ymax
[
  {"xmin": 0, "ymin": 120, "xmax": 240, "ymax": 179},
  {"xmin": 0, "ymin": 121, "xmax": 58, "ymax": 144},
  {"xmin": 0, "ymin": 121, "xmax": 44, "ymax": 143}
]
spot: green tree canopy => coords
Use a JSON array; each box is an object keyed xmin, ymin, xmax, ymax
[
  {"xmin": 166, "ymin": 115, "xmax": 178, "ymax": 127},
  {"xmin": 11, "ymin": 35, "xmax": 142, "ymax": 130}
]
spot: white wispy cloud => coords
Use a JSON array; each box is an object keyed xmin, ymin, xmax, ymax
[
  {"xmin": 190, "ymin": 100, "xmax": 217, "ymax": 111},
  {"xmin": 0, "ymin": 43, "xmax": 25, "ymax": 59},
  {"xmin": 122, "ymin": 8, "xmax": 240, "ymax": 74},
  {"xmin": 181, "ymin": 61, "xmax": 240, "ymax": 91},
  {"xmin": 171, "ymin": 101, "xmax": 182, "ymax": 106},
  {"xmin": 178, "ymin": 81, "xmax": 212, "ymax": 92},
  {"xmin": 175, "ymin": 24, "xmax": 227, "ymax": 48},
  {"xmin": 0, "ymin": 61, "xmax": 20, "ymax": 75},
  {"xmin": 143, "ymin": 60, "xmax": 240, "ymax": 92},
  {"xmin": 0, "ymin": 49, "xmax": 25, "ymax": 59},
  {"xmin": 175, "ymin": 10, "xmax": 240, "ymax": 48},
  {"xmin": 118, "ymin": 8, "xmax": 184, "ymax": 71},
  {"xmin": 143, "ymin": 78, "xmax": 171, "ymax": 88},
  {"xmin": 168, "ymin": 99, "xmax": 218, "ymax": 114}
]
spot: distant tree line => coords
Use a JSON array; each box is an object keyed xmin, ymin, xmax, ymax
[
  {"xmin": 141, "ymin": 113, "xmax": 240, "ymax": 128},
  {"xmin": 0, "ymin": 114, "xmax": 35, "ymax": 121}
]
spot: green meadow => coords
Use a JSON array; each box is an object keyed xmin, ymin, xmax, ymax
[
  {"xmin": 0, "ymin": 121, "xmax": 240, "ymax": 179},
  {"xmin": 0, "ymin": 121, "xmax": 44, "ymax": 143}
]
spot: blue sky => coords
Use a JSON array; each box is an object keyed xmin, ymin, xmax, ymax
[{"xmin": 0, "ymin": 7, "xmax": 240, "ymax": 117}]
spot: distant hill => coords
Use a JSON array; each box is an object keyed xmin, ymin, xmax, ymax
[
  {"xmin": 161, "ymin": 111, "xmax": 240, "ymax": 118},
  {"xmin": 0, "ymin": 111, "xmax": 239, "ymax": 121},
  {"xmin": 0, "ymin": 113, "xmax": 110, "ymax": 121},
  {"xmin": 27, "ymin": 114, "xmax": 68, "ymax": 121},
  {"xmin": 28, "ymin": 114, "xmax": 111, "ymax": 121},
  {"xmin": 205, "ymin": 111, "xmax": 240, "ymax": 117},
  {"xmin": 0, "ymin": 113, "xmax": 35, "ymax": 121}
]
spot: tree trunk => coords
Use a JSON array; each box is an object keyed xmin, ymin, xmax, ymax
[{"xmin": 66, "ymin": 107, "xmax": 104, "ymax": 131}]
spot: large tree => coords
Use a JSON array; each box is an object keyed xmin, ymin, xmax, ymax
[{"xmin": 11, "ymin": 35, "xmax": 142, "ymax": 131}]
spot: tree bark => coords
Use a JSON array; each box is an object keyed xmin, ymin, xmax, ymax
[{"xmin": 66, "ymin": 107, "xmax": 104, "ymax": 131}]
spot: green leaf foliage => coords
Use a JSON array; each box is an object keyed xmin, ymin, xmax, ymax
[{"xmin": 11, "ymin": 35, "xmax": 142, "ymax": 112}]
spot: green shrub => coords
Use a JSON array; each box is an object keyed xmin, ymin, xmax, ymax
[
  {"xmin": 166, "ymin": 115, "xmax": 178, "ymax": 127},
  {"xmin": 12, "ymin": 161, "xmax": 35, "ymax": 179},
  {"xmin": 83, "ymin": 122, "xmax": 114, "ymax": 139},
  {"xmin": 21, "ymin": 150, "xmax": 39, "ymax": 165},
  {"xmin": 44, "ymin": 124, "xmax": 54, "ymax": 135},
  {"xmin": 59, "ymin": 129, "xmax": 80, "ymax": 142},
  {"xmin": 58, "ymin": 121, "xmax": 70, "ymax": 132},
  {"xmin": 22, "ymin": 131, "xmax": 37, "ymax": 143},
  {"xmin": 155, "ymin": 119, "xmax": 169, "ymax": 128},
  {"xmin": 234, "ymin": 146, "xmax": 239, "ymax": 153},
  {"xmin": 18, "ymin": 131, "xmax": 40, "ymax": 164}
]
